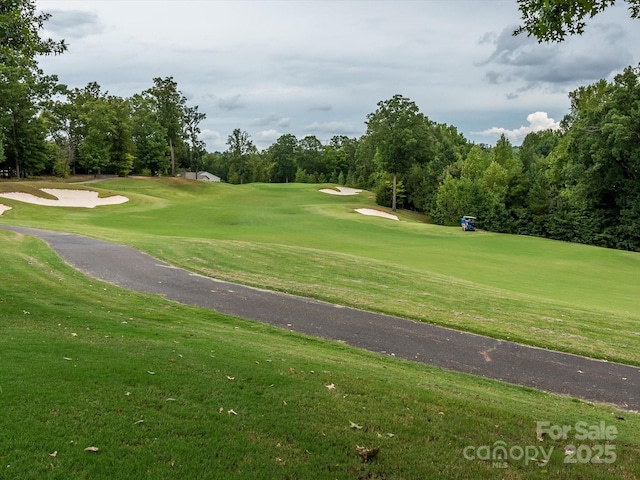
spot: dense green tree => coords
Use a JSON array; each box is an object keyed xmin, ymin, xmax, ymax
[
  {"xmin": 435, "ymin": 174, "xmax": 476, "ymax": 225},
  {"xmin": 353, "ymin": 134, "xmax": 377, "ymax": 188},
  {"xmin": 294, "ymin": 166, "xmax": 307, "ymax": 183},
  {"xmin": 297, "ymin": 135, "xmax": 324, "ymax": 182},
  {"xmin": 226, "ymin": 128, "xmax": 256, "ymax": 184},
  {"xmin": 184, "ymin": 105, "xmax": 206, "ymax": 176},
  {"xmin": 42, "ymin": 88, "xmax": 79, "ymax": 176},
  {"xmin": 72, "ymin": 83, "xmax": 111, "ymax": 175},
  {"xmin": 130, "ymin": 94, "xmax": 169, "ymax": 175},
  {"xmin": 561, "ymin": 65, "xmax": 640, "ymax": 249},
  {"xmin": 433, "ymin": 141, "xmax": 514, "ymax": 230},
  {"xmin": 107, "ymin": 95, "xmax": 134, "ymax": 176},
  {"xmin": 327, "ymin": 135, "xmax": 358, "ymax": 182},
  {"xmin": 518, "ymin": 129, "xmax": 561, "ymax": 173},
  {"xmin": 0, "ymin": 0, "xmax": 66, "ymax": 67},
  {"xmin": 54, "ymin": 83, "xmax": 134, "ymax": 176},
  {"xmin": 143, "ymin": 77, "xmax": 186, "ymax": 176},
  {"xmin": 245, "ymin": 151, "xmax": 273, "ymax": 183},
  {"xmin": 201, "ymin": 151, "xmax": 227, "ymax": 180},
  {"xmin": 461, "ymin": 145, "xmax": 491, "ymax": 181},
  {"xmin": 0, "ymin": 133, "xmax": 5, "ymax": 165},
  {"xmin": 0, "ymin": 1, "xmax": 66, "ymax": 176},
  {"xmin": 515, "ymin": 0, "xmax": 640, "ymax": 42},
  {"xmin": 267, "ymin": 134, "xmax": 298, "ymax": 183},
  {"xmin": 491, "ymin": 134, "xmax": 517, "ymax": 172},
  {"xmin": 366, "ymin": 94, "xmax": 428, "ymax": 211},
  {"xmin": 0, "ymin": 67, "xmax": 54, "ymax": 176}
]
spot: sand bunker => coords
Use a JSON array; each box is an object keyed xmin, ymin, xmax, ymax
[
  {"xmin": 355, "ymin": 208, "xmax": 399, "ymax": 221},
  {"xmin": 319, "ymin": 186, "xmax": 363, "ymax": 196},
  {"xmin": 0, "ymin": 204, "xmax": 11, "ymax": 216},
  {"xmin": 0, "ymin": 188, "xmax": 129, "ymax": 209}
]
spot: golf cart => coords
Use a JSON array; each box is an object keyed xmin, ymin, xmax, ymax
[{"xmin": 461, "ymin": 215, "xmax": 476, "ymax": 232}]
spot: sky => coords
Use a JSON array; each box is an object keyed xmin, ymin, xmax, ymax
[{"xmin": 35, "ymin": 0, "xmax": 640, "ymax": 152}]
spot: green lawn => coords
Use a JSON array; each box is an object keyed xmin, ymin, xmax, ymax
[
  {"xmin": 1, "ymin": 178, "xmax": 638, "ymax": 364},
  {"xmin": 0, "ymin": 228, "xmax": 638, "ymax": 479}
]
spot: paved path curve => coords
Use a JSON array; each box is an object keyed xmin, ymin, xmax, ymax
[{"xmin": 3, "ymin": 226, "xmax": 639, "ymax": 412}]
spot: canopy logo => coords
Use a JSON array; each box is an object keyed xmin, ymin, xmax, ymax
[{"xmin": 463, "ymin": 420, "xmax": 618, "ymax": 469}]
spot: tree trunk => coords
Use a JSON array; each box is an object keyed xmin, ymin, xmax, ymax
[
  {"xmin": 392, "ymin": 172, "xmax": 397, "ymax": 212},
  {"xmin": 169, "ymin": 137, "xmax": 175, "ymax": 176}
]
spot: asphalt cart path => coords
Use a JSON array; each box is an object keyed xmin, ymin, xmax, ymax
[{"xmin": 3, "ymin": 225, "xmax": 639, "ymax": 412}]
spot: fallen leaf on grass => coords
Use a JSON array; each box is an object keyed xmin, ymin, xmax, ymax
[
  {"xmin": 84, "ymin": 447, "xmax": 99, "ymax": 452},
  {"xmin": 134, "ymin": 419, "xmax": 144, "ymax": 425},
  {"xmin": 355, "ymin": 445, "xmax": 379, "ymax": 462},
  {"xmin": 325, "ymin": 383, "xmax": 335, "ymax": 390},
  {"xmin": 63, "ymin": 357, "xmax": 72, "ymax": 361},
  {"xmin": 71, "ymin": 333, "xmax": 78, "ymax": 337},
  {"xmin": 49, "ymin": 451, "xmax": 57, "ymax": 458},
  {"xmin": 226, "ymin": 376, "xmax": 235, "ymax": 381},
  {"xmin": 147, "ymin": 371, "xmax": 155, "ymax": 375},
  {"xmin": 219, "ymin": 407, "xmax": 224, "ymax": 413},
  {"xmin": 349, "ymin": 421, "xmax": 363, "ymax": 430},
  {"xmin": 227, "ymin": 409, "xmax": 237, "ymax": 415}
]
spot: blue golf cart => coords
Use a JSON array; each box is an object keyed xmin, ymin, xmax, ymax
[{"xmin": 461, "ymin": 215, "xmax": 476, "ymax": 231}]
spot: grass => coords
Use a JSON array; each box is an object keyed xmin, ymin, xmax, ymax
[
  {"xmin": 1, "ymin": 229, "xmax": 639, "ymax": 479},
  {"xmin": 1, "ymin": 178, "xmax": 638, "ymax": 365}
]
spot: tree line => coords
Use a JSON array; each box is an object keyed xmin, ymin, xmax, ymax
[{"xmin": 2, "ymin": 1, "xmax": 639, "ymax": 251}]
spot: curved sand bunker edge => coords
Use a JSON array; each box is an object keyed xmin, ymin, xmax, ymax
[
  {"xmin": 354, "ymin": 208, "xmax": 399, "ymax": 221},
  {"xmin": 319, "ymin": 186, "xmax": 363, "ymax": 196},
  {"xmin": 0, "ymin": 188, "xmax": 129, "ymax": 209}
]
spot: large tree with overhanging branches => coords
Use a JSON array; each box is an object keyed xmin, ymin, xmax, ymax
[
  {"xmin": 365, "ymin": 94, "xmax": 429, "ymax": 212},
  {"xmin": 515, "ymin": 0, "xmax": 640, "ymax": 42},
  {"xmin": 0, "ymin": 0, "xmax": 66, "ymax": 177}
]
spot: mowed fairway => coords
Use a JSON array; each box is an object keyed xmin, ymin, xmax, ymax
[
  {"xmin": 0, "ymin": 178, "xmax": 639, "ymax": 478},
  {"xmin": 1, "ymin": 178, "xmax": 638, "ymax": 364}
]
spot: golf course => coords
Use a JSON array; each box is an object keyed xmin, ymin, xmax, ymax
[{"xmin": 1, "ymin": 177, "xmax": 638, "ymax": 479}]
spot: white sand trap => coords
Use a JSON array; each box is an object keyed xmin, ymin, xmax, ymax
[
  {"xmin": 319, "ymin": 186, "xmax": 362, "ymax": 196},
  {"xmin": 355, "ymin": 208, "xmax": 399, "ymax": 221},
  {"xmin": 0, "ymin": 204, "xmax": 11, "ymax": 216},
  {"xmin": 0, "ymin": 188, "xmax": 129, "ymax": 208}
]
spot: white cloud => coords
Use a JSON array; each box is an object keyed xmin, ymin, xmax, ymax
[
  {"xmin": 198, "ymin": 129, "xmax": 223, "ymax": 151},
  {"xmin": 255, "ymin": 129, "xmax": 282, "ymax": 144},
  {"xmin": 473, "ymin": 112, "xmax": 561, "ymax": 141}
]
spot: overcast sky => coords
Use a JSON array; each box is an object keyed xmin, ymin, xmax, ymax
[{"xmin": 36, "ymin": 0, "xmax": 640, "ymax": 151}]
